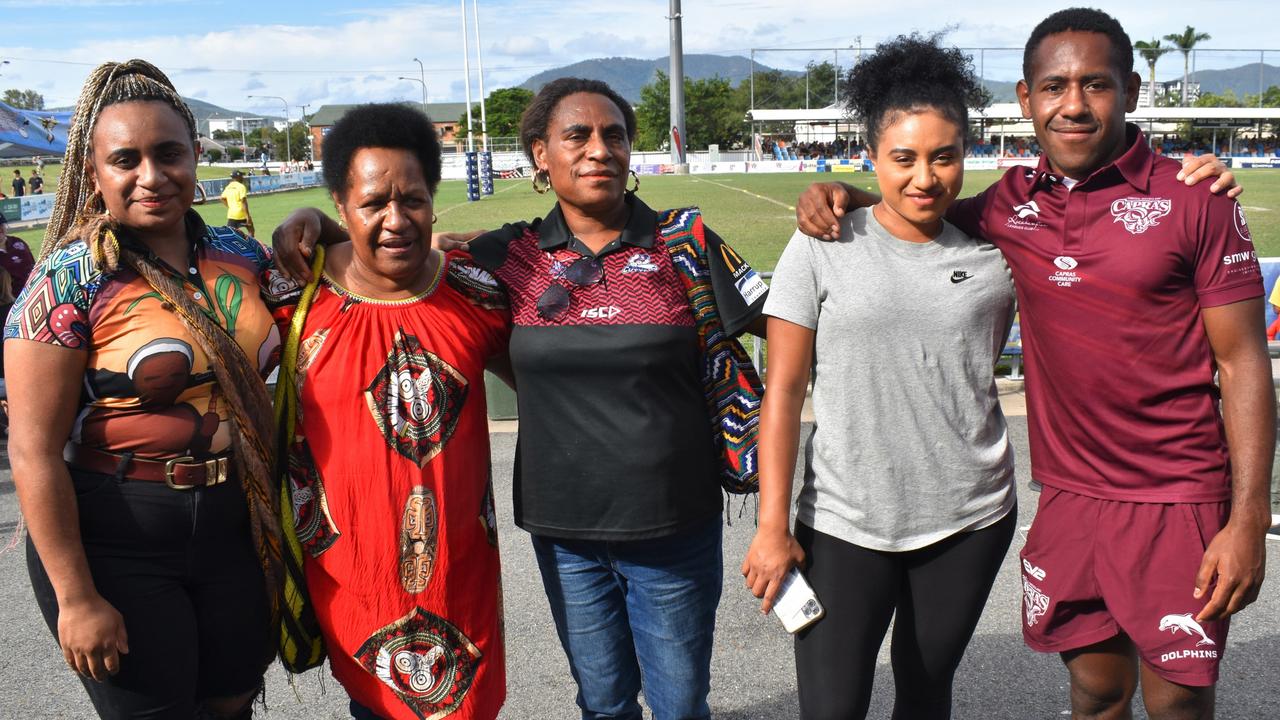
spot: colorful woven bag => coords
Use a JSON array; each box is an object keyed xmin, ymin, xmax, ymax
[{"xmin": 658, "ymin": 207, "xmax": 764, "ymax": 494}]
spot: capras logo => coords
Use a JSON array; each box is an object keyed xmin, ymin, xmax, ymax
[
  {"xmin": 1110, "ymin": 197, "xmax": 1172, "ymax": 234},
  {"xmin": 1054, "ymin": 256, "xmax": 1078, "ymax": 270},
  {"xmin": 581, "ymin": 306, "xmax": 622, "ymax": 319}
]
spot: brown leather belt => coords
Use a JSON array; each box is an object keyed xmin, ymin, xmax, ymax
[{"xmin": 66, "ymin": 445, "xmax": 232, "ymax": 490}]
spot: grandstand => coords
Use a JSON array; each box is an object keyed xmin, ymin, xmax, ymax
[{"xmin": 747, "ymin": 104, "xmax": 1280, "ymax": 164}]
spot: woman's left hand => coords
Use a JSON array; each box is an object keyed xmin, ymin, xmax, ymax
[{"xmin": 742, "ymin": 528, "xmax": 806, "ymax": 614}]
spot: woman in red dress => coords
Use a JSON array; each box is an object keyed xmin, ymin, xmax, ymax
[{"xmin": 269, "ymin": 104, "xmax": 510, "ymax": 720}]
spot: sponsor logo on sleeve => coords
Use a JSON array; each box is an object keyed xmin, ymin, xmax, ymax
[
  {"xmin": 1110, "ymin": 197, "xmax": 1171, "ymax": 234},
  {"xmin": 1234, "ymin": 203, "xmax": 1252, "ymax": 243},
  {"xmin": 720, "ymin": 242, "xmax": 768, "ymax": 304}
]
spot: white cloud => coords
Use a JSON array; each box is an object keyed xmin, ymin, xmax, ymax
[
  {"xmin": 3, "ymin": 0, "xmax": 1275, "ymax": 111},
  {"xmin": 492, "ymin": 36, "xmax": 550, "ymax": 58}
]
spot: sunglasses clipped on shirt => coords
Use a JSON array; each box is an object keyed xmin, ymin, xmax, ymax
[{"xmin": 536, "ymin": 255, "xmax": 605, "ymax": 321}]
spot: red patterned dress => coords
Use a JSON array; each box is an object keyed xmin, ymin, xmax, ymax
[{"xmin": 273, "ymin": 249, "xmax": 510, "ymax": 720}]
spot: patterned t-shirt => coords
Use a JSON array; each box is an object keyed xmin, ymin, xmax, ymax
[{"xmin": 3, "ymin": 214, "xmax": 280, "ymax": 460}]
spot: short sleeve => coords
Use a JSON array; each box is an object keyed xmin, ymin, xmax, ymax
[
  {"xmin": 444, "ymin": 249, "xmax": 512, "ymax": 360},
  {"xmin": 944, "ymin": 190, "xmax": 994, "ymax": 240},
  {"xmin": 703, "ymin": 224, "xmax": 766, "ymax": 336},
  {"xmin": 763, "ymin": 229, "xmax": 820, "ymax": 330},
  {"xmin": 1193, "ymin": 197, "xmax": 1263, "ymax": 308},
  {"xmin": 3, "ymin": 244, "xmax": 94, "ymax": 349}
]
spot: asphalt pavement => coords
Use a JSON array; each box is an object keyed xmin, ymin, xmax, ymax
[{"xmin": 1, "ymin": 414, "xmax": 1277, "ymax": 719}]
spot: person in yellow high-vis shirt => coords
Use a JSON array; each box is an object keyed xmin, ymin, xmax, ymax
[{"xmin": 220, "ymin": 170, "xmax": 254, "ymax": 236}]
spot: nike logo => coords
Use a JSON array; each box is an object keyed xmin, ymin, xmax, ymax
[{"xmin": 951, "ymin": 271, "xmax": 974, "ymax": 284}]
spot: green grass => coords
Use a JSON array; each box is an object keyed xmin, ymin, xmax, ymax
[{"xmin": 11, "ymin": 169, "xmax": 1280, "ymax": 266}]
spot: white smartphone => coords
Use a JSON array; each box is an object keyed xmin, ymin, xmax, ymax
[{"xmin": 772, "ymin": 567, "xmax": 824, "ymax": 633}]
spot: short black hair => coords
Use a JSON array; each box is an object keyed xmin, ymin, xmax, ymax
[
  {"xmin": 322, "ymin": 103, "xmax": 442, "ymax": 197},
  {"xmin": 844, "ymin": 33, "xmax": 987, "ymax": 151},
  {"xmin": 519, "ymin": 78, "xmax": 636, "ymax": 166},
  {"xmin": 1023, "ymin": 7, "xmax": 1133, "ymax": 81}
]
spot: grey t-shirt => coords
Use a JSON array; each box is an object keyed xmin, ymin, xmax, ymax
[{"xmin": 765, "ymin": 207, "xmax": 1017, "ymax": 551}]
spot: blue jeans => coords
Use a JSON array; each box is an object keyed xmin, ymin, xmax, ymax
[{"xmin": 531, "ymin": 517, "xmax": 723, "ymax": 720}]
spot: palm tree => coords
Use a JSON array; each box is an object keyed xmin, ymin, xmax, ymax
[
  {"xmin": 1134, "ymin": 39, "xmax": 1171, "ymax": 107},
  {"xmin": 1163, "ymin": 26, "xmax": 1211, "ymax": 105}
]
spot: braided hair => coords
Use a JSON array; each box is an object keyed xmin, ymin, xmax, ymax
[{"xmin": 42, "ymin": 59, "xmax": 197, "ymax": 271}]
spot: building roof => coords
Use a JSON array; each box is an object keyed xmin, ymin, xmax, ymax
[{"xmin": 308, "ymin": 101, "xmax": 471, "ymax": 127}]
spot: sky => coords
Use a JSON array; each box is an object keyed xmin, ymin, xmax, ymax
[{"xmin": 0, "ymin": 0, "xmax": 1276, "ymax": 117}]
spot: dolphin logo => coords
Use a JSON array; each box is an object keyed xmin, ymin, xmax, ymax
[{"xmin": 1158, "ymin": 613, "xmax": 1215, "ymax": 646}]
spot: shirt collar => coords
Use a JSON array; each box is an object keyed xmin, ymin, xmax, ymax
[
  {"xmin": 537, "ymin": 192, "xmax": 658, "ymax": 251},
  {"xmin": 1032, "ymin": 123, "xmax": 1153, "ymax": 193}
]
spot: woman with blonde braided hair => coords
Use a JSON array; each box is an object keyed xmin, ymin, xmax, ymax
[{"xmin": 4, "ymin": 59, "xmax": 284, "ymax": 719}]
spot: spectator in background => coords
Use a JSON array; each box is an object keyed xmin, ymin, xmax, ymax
[
  {"xmin": 0, "ymin": 211, "xmax": 35, "ymax": 290},
  {"xmin": 28, "ymin": 169, "xmax": 43, "ymax": 195},
  {"xmin": 220, "ymin": 170, "xmax": 254, "ymax": 237},
  {"xmin": 11, "ymin": 169, "xmax": 25, "ymax": 197}
]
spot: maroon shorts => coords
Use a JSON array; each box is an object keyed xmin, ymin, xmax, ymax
[{"xmin": 1019, "ymin": 486, "xmax": 1231, "ymax": 687}]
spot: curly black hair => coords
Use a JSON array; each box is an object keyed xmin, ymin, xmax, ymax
[
  {"xmin": 322, "ymin": 103, "xmax": 442, "ymax": 197},
  {"xmin": 843, "ymin": 33, "xmax": 987, "ymax": 151},
  {"xmin": 1023, "ymin": 8, "xmax": 1133, "ymax": 82},
  {"xmin": 518, "ymin": 78, "xmax": 636, "ymax": 166}
]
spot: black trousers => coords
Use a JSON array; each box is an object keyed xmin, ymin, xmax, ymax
[
  {"xmin": 27, "ymin": 467, "xmax": 271, "ymax": 720},
  {"xmin": 794, "ymin": 510, "xmax": 1016, "ymax": 720}
]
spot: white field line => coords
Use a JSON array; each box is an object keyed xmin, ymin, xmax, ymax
[
  {"xmin": 691, "ymin": 176, "xmax": 796, "ymax": 211},
  {"xmin": 437, "ymin": 179, "xmax": 524, "ymax": 217}
]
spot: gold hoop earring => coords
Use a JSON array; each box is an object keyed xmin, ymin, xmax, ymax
[
  {"xmin": 531, "ymin": 168, "xmax": 551, "ymax": 195},
  {"xmin": 432, "ymin": 214, "xmax": 438, "ymax": 224},
  {"xmin": 627, "ymin": 170, "xmax": 640, "ymax": 194}
]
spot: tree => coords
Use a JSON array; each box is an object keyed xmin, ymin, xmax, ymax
[
  {"xmin": 2, "ymin": 88, "xmax": 44, "ymax": 110},
  {"xmin": 1163, "ymin": 26, "xmax": 1211, "ymax": 106},
  {"xmin": 206, "ymin": 148, "xmax": 223, "ymax": 162},
  {"xmin": 634, "ymin": 70, "xmax": 747, "ymax": 151},
  {"xmin": 802, "ymin": 61, "xmax": 839, "ymax": 109},
  {"xmin": 457, "ymin": 87, "xmax": 533, "ymax": 140},
  {"xmin": 1133, "ymin": 39, "xmax": 1170, "ymax": 107}
]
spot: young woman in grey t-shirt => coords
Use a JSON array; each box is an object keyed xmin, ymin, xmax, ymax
[{"xmin": 742, "ymin": 35, "xmax": 1018, "ymax": 720}]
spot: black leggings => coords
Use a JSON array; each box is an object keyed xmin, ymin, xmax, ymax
[
  {"xmin": 27, "ymin": 468, "xmax": 271, "ymax": 720},
  {"xmin": 794, "ymin": 510, "xmax": 1016, "ymax": 720}
]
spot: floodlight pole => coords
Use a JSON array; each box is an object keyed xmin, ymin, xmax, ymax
[
  {"xmin": 399, "ymin": 76, "xmax": 429, "ymax": 112},
  {"xmin": 460, "ymin": 0, "xmax": 476, "ymax": 152},
  {"xmin": 668, "ymin": 0, "xmax": 688, "ymax": 172},
  {"xmin": 414, "ymin": 57, "xmax": 429, "ymax": 108},
  {"xmin": 248, "ymin": 94, "xmax": 291, "ymax": 166},
  {"xmin": 471, "ymin": 0, "xmax": 489, "ymax": 151}
]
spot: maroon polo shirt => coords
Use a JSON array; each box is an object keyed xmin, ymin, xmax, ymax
[{"xmin": 949, "ymin": 125, "xmax": 1262, "ymax": 502}]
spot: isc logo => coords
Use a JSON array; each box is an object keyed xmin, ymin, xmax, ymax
[{"xmin": 581, "ymin": 306, "xmax": 622, "ymax": 319}]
